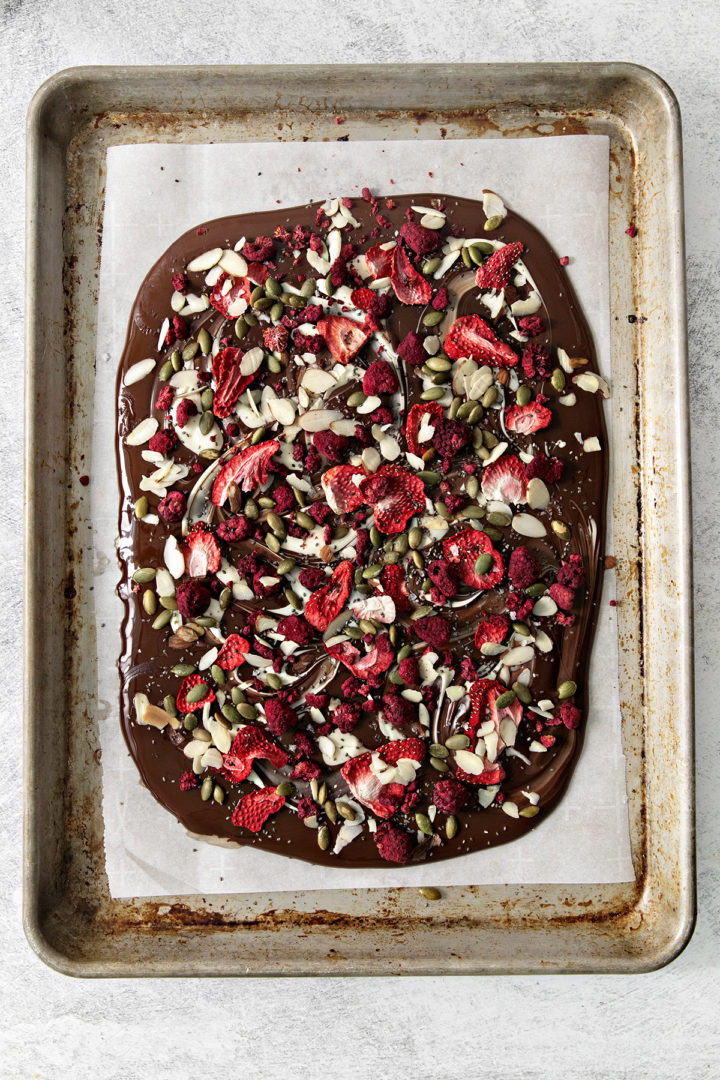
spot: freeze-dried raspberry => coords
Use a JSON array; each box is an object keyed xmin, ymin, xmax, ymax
[
  {"xmin": 370, "ymin": 406, "xmax": 393, "ymax": 426},
  {"xmin": 518, "ymin": 315, "xmax": 545, "ymax": 337},
  {"xmin": 175, "ymin": 581, "xmax": 211, "ymax": 619},
  {"xmin": 242, "ymin": 235, "xmax": 274, "ymax": 261},
  {"xmin": 433, "ymin": 419, "xmax": 471, "ymax": 460},
  {"xmin": 556, "ymin": 612, "xmax": 576, "ymax": 627},
  {"xmin": 433, "ymin": 777, "xmax": 469, "ymax": 815},
  {"xmin": 296, "ymin": 796, "xmax": 318, "ymax": 821},
  {"xmin": 298, "ymin": 567, "xmax": 328, "ymax": 590},
  {"xmin": 459, "ymin": 656, "xmax": 477, "ymax": 681},
  {"xmin": 264, "ymin": 699, "xmax": 297, "ymax": 736},
  {"xmin": 263, "ymin": 325, "xmax": 288, "ymax": 352},
  {"xmin": 444, "ymin": 493, "xmax": 465, "ymax": 514},
  {"xmin": 382, "ymin": 692, "xmax": 416, "ymax": 727},
  {"xmin": 172, "ymin": 272, "xmax": 188, "ymax": 294},
  {"xmin": 216, "ymin": 515, "xmax": 251, "ymax": 542},
  {"xmin": 306, "ymin": 446, "xmax": 321, "ymax": 473},
  {"xmin": 559, "ymin": 703, "xmax": 581, "ymax": 729},
  {"xmin": 155, "ymin": 385, "xmax": 174, "ymax": 411},
  {"xmin": 525, "ymin": 453, "xmax": 564, "ymax": 485},
  {"xmin": 334, "ymin": 702, "xmax": 362, "ymax": 733},
  {"xmin": 179, "ymin": 771, "xmax": 200, "ymax": 791},
  {"xmin": 557, "ymin": 554, "xmax": 585, "ymax": 590},
  {"xmin": 341, "ymin": 676, "xmax": 364, "ymax": 699},
  {"xmin": 400, "ymin": 789, "xmax": 420, "ymax": 813},
  {"xmin": 305, "ymin": 692, "xmax": 329, "ymax": 709},
  {"xmin": 375, "ymin": 822, "xmax": 413, "ymax": 864},
  {"xmin": 398, "ymin": 657, "xmax": 420, "ymax": 685},
  {"xmin": 399, "ymin": 222, "xmax": 440, "ymax": 256},
  {"xmin": 294, "ymin": 332, "xmax": 323, "ymax": 354},
  {"xmin": 354, "ymin": 424, "xmax": 373, "ymax": 448},
  {"xmin": 307, "ymin": 500, "xmax": 334, "ymax": 524},
  {"xmin": 237, "ymin": 552, "xmax": 261, "ymax": 580},
  {"xmin": 314, "ymin": 429, "xmax": 350, "ymax": 461},
  {"xmin": 276, "ymin": 615, "xmax": 314, "ymax": 646},
  {"xmin": 253, "ymin": 567, "xmax": 282, "ymax": 598},
  {"xmin": 148, "ymin": 429, "xmax": 177, "ymax": 456},
  {"xmin": 413, "ymin": 616, "xmax": 451, "ymax": 649},
  {"xmin": 157, "ymin": 490, "xmax": 187, "ymax": 523},
  {"xmin": 292, "ymin": 224, "xmax": 311, "ymax": 248},
  {"xmin": 271, "ymin": 485, "xmax": 296, "ymax": 513},
  {"xmin": 175, "ymin": 398, "xmax": 198, "ymax": 428},
  {"xmin": 508, "ymin": 547, "xmax": 540, "ymax": 589},
  {"xmin": 432, "ymin": 287, "xmax": 449, "ymax": 311},
  {"xmin": 427, "ymin": 559, "xmax": 458, "ymax": 598},
  {"xmin": 507, "ymin": 593, "xmax": 534, "ymax": 622},
  {"xmin": 549, "ymin": 583, "xmax": 576, "ymax": 611},
  {"xmin": 397, "ymin": 330, "xmax": 426, "ymax": 367},
  {"xmin": 363, "ymin": 359, "xmax": 398, "ymax": 396},
  {"xmin": 172, "ymin": 315, "xmax": 188, "ymax": 340},
  {"xmin": 521, "ymin": 343, "xmax": 552, "ymax": 380}
]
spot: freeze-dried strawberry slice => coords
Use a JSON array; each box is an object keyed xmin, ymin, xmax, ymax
[
  {"xmin": 182, "ymin": 523, "xmax": 221, "ymax": 578},
  {"xmin": 359, "ymin": 465, "xmax": 426, "ymax": 534},
  {"xmin": 231, "ymin": 786, "xmax": 286, "ymax": 833},
  {"xmin": 405, "ymin": 401, "xmax": 443, "ymax": 457},
  {"xmin": 212, "ymin": 440, "xmax": 280, "ymax": 505},
  {"xmin": 481, "ymin": 455, "xmax": 528, "ymax": 503},
  {"xmin": 465, "ymin": 678, "xmax": 523, "ymax": 753},
  {"xmin": 390, "ymin": 245, "xmax": 432, "ymax": 306},
  {"xmin": 365, "ymin": 243, "xmax": 394, "ymax": 279},
  {"xmin": 455, "ymin": 761, "xmax": 506, "ymax": 786},
  {"xmin": 321, "ymin": 465, "xmax": 365, "ymax": 514},
  {"xmin": 474, "ymin": 613, "xmax": 510, "ymax": 650},
  {"xmin": 444, "ymin": 315, "xmax": 519, "ymax": 368},
  {"xmin": 222, "ymin": 725, "xmax": 288, "ymax": 784},
  {"xmin": 176, "ymin": 673, "xmax": 215, "ymax": 714},
  {"xmin": 443, "ymin": 529, "xmax": 504, "ymax": 590},
  {"xmin": 505, "ymin": 402, "xmax": 553, "ymax": 435},
  {"xmin": 380, "ymin": 737, "xmax": 426, "ymax": 766},
  {"xmin": 216, "ymin": 633, "xmax": 250, "ymax": 670},
  {"xmin": 209, "ymin": 273, "xmax": 252, "ymax": 316},
  {"xmin": 325, "ymin": 632, "xmax": 394, "ymax": 684},
  {"xmin": 475, "ymin": 241, "xmax": 524, "ymax": 290},
  {"xmin": 212, "ymin": 347, "xmax": 257, "ymax": 418},
  {"xmin": 316, "ymin": 315, "xmax": 372, "ymax": 365},
  {"xmin": 341, "ymin": 756, "xmax": 404, "ymax": 819},
  {"xmin": 379, "ymin": 563, "xmax": 410, "ymax": 613},
  {"xmin": 305, "ymin": 559, "xmax": 353, "ymax": 632}
]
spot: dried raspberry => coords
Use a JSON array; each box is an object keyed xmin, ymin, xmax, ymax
[
  {"xmin": 148, "ymin": 429, "xmax": 177, "ymax": 456},
  {"xmin": 432, "ymin": 287, "xmax": 449, "ymax": 311},
  {"xmin": 298, "ymin": 304, "xmax": 323, "ymax": 323},
  {"xmin": 276, "ymin": 615, "xmax": 314, "ymax": 646},
  {"xmin": 175, "ymin": 398, "xmax": 198, "ymax": 428},
  {"xmin": 625, "ymin": 224, "xmax": 637, "ymax": 238},
  {"xmin": 521, "ymin": 343, "xmax": 552, "ymax": 380},
  {"xmin": 172, "ymin": 273, "xmax": 188, "ymax": 294},
  {"xmin": 433, "ymin": 777, "xmax": 469, "ymax": 814},
  {"xmin": 413, "ymin": 615, "xmax": 450, "ymax": 648},
  {"xmin": 549, "ymin": 583, "xmax": 576, "ymax": 611},
  {"xmin": 398, "ymin": 657, "xmax": 421, "ymax": 686},
  {"xmin": 557, "ymin": 554, "xmax": 585, "ymax": 590},
  {"xmin": 433, "ymin": 419, "xmax": 471, "ymax": 461},
  {"xmin": 237, "ymin": 552, "xmax": 261, "ymax": 580},
  {"xmin": 306, "ymin": 445, "xmax": 321, "ymax": 473},
  {"xmin": 155, "ymin": 385, "xmax": 174, "ymax": 411},
  {"xmin": 525, "ymin": 453, "xmax": 564, "ymax": 484},
  {"xmin": 444, "ymin": 492, "xmax": 465, "ymax": 514},
  {"xmin": 292, "ymin": 224, "xmax": 311, "ymax": 248},
  {"xmin": 400, "ymin": 789, "xmax": 420, "ymax": 813},
  {"xmin": 296, "ymin": 796, "xmax": 318, "ymax": 821},
  {"xmin": 179, "ymin": 771, "xmax": 200, "ymax": 791},
  {"xmin": 269, "ymin": 486, "xmax": 294, "ymax": 515},
  {"xmin": 557, "ymin": 612, "xmax": 576, "ymax": 627},
  {"xmin": 232, "ymin": 787, "xmax": 285, "ymax": 833},
  {"xmin": 298, "ymin": 567, "xmax": 328, "ymax": 590},
  {"xmin": 507, "ymin": 592, "xmax": 534, "ymax": 622},
  {"xmin": 253, "ymin": 567, "xmax": 282, "ymax": 599},
  {"xmin": 518, "ymin": 315, "xmax": 545, "ymax": 337},
  {"xmin": 508, "ymin": 547, "xmax": 540, "ymax": 589},
  {"xmin": 559, "ymin": 703, "xmax": 581, "ymax": 729},
  {"xmin": 175, "ymin": 581, "xmax": 211, "ymax": 619},
  {"xmin": 382, "ymin": 692, "xmax": 416, "ymax": 727},
  {"xmin": 427, "ymin": 559, "xmax": 458, "ymax": 598},
  {"xmin": 363, "ymin": 360, "xmax": 398, "ymax": 396},
  {"xmin": 397, "ymin": 329, "xmax": 427, "ymax": 367},
  {"xmin": 216, "ymin": 515, "xmax": 251, "ymax": 542},
  {"xmin": 294, "ymin": 331, "xmax": 323, "ymax": 354},
  {"xmin": 334, "ymin": 702, "xmax": 362, "ymax": 733},
  {"xmin": 172, "ymin": 314, "xmax": 188, "ymax": 340},
  {"xmin": 263, "ymin": 325, "xmax": 288, "ymax": 352},
  {"xmin": 399, "ymin": 222, "xmax": 440, "ymax": 256},
  {"xmin": 314, "ymin": 429, "xmax": 350, "ymax": 462},
  {"xmin": 370, "ymin": 406, "xmax": 393, "ymax": 426},
  {"xmin": 158, "ymin": 490, "xmax": 187, "ymax": 522},
  {"xmin": 264, "ymin": 699, "xmax": 297, "ymax": 737},
  {"xmin": 242, "ymin": 235, "xmax": 274, "ymax": 262},
  {"xmin": 375, "ymin": 822, "xmax": 413, "ymax": 864}
]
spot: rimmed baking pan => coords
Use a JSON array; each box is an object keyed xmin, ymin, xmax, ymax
[{"xmin": 24, "ymin": 63, "xmax": 693, "ymax": 976}]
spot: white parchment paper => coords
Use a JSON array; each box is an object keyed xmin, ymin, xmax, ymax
[{"xmin": 94, "ymin": 137, "xmax": 634, "ymax": 897}]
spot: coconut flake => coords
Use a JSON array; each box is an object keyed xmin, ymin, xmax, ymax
[
  {"xmin": 573, "ymin": 372, "xmax": 611, "ymax": 398},
  {"xmin": 583, "ymin": 436, "xmax": 602, "ymax": 453},
  {"xmin": 482, "ymin": 190, "xmax": 507, "ymax": 220}
]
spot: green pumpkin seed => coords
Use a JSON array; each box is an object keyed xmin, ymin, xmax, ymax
[
  {"xmin": 459, "ymin": 505, "xmax": 484, "ymax": 520},
  {"xmin": 324, "ymin": 799, "xmax": 338, "ymax": 824},
  {"xmin": 461, "ymin": 246, "xmax": 473, "ymax": 269},
  {"xmin": 487, "ymin": 511, "xmax": 510, "ymax": 528},
  {"xmin": 211, "ymin": 664, "xmax": 226, "ymax": 687},
  {"xmin": 430, "ymin": 756, "xmax": 449, "ymax": 773},
  {"xmin": 219, "ymin": 585, "xmax": 233, "ymax": 608},
  {"xmin": 484, "ymin": 430, "xmax": 499, "ymax": 449},
  {"xmin": 237, "ymin": 703, "xmax": 258, "ymax": 720},
  {"xmin": 389, "ymin": 624, "xmax": 399, "ymax": 646},
  {"xmin": 234, "ymin": 316, "xmax": 248, "ymax": 339},
  {"xmin": 552, "ymin": 520, "xmax": 571, "ymax": 540},
  {"xmin": 183, "ymin": 713, "xmax": 198, "ymax": 731},
  {"xmin": 408, "ymin": 527, "xmax": 423, "ymax": 550},
  {"xmin": 163, "ymin": 694, "xmax": 178, "ymax": 717},
  {"xmin": 284, "ymin": 293, "xmax": 305, "ymax": 310},
  {"xmin": 200, "ymin": 387, "xmax": 214, "ymax": 412},
  {"xmin": 294, "ymin": 511, "xmax": 313, "ymax": 532},
  {"xmin": 133, "ymin": 567, "xmax": 156, "ymax": 584},
  {"xmin": 389, "ymin": 669, "xmax": 404, "ymax": 685},
  {"xmin": 524, "ymin": 583, "xmax": 547, "ymax": 597},
  {"xmin": 265, "ymin": 532, "xmax": 281, "ymax": 554},
  {"xmin": 394, "ymin": 532, "xmax": 409, "ymax": 556},
  {"xmin": 481, "ymin": 386, "xmax": 498, "ymax": 408},
  {"xmin": 558, "ymin": 680, "xmax": 577, "ymax": 700},
  {"xmin": 429, "ymin": 743, "xmax": 449, "ymax": 759},
  {"xmin": 467, "ymin": 244, "xmax": 485, "ymax": 266},
  {"xmin": 345, "ymin": 626, "xmax": 363, "ymax": 640},
  {"xmin": 415, "ymin": 813, "xmax": 433, "ymax": 836},
  {"xmin": 269, "ymin": 301, "xmax": 284, "ymax": 323},
  {"xmin": 324, "ymin": 273, "xmax": 336, "ymax": 295},
  {"xmin": 249, "ymin": 429, "xmax": 266, "ymax": 449},
  {"xmin": 358, "ymin": 619, "xmax": 377, "ymax": 635},
  {"xmin": 267, "ymin": 355, "xmax": 282, "ymax": 374},
  {"xmin": 421, "ymin": 386, "xmax": 446, "ymax": 402},
  {"xmin": 200, "ymin": 776, "xmax": 213, "ymax": 801},
  {"xmin": 467, "ymin": 404, "xmax": 483, "ymax": 424},
  {"xmin": 418, "ymin": 886, "xmax": 441, "ymax": 901},
  {"xmin": 266, "ymin": 672, "xmax": 282, "ymax": 690},
  {"xmin": 284, "ymin": 587, "xmax": 302, "ymax": 610},
  {"xmin": 445, "ymin": 733, "xmax": 470, "ymax": 750},
  {"xmin": 265, "ymin": 277, "xmax": 282, "ymax": 298},
  {"xmin": 159, "ymin": 595, "xmax": 178, "ymax": 611},
  {"xmin": 249, "ymin": 285, "xmax": 265, "ymax": 305},
  {"xmin": 231, "ymin": 687, "xmax": 247, "ymax": 705},
  {"xmin": 212, "ymin": 784, "xmax": 225, "ymax": 805},
  {"xmin": 520, "ymin": 805, "xmax": 540, "ymax": 818},
  {"xmin": 369, "ymin": 525, "xmax": 382, "ymax": 548},
  {"xmin": 455, "ymin": 401, "xmax": 474, "ymax": 422},
  {"xmin": 266, "ymin": 511, "xmax": 284, "ymax": 537},
  {"xmin": 411, "ymin": 604, "xmax": 433, "ymax": 620},
  {"xmin": 474, "ymin": 553, "xmax": 493, "ymax": 576},
  {"xmin": 445, "ymin": 815, "xmax": 459, "ymax": 839},
  {"xmin": 195, "ymin": 616, "xmax": 217, "ymax": 628},
  {"xmin": 158, "ymin": 359, "xmax": 173, "ymax": 382},
  {"xmin": 513, "ymin": 621, "xmax": 531, "ymax": 637},
  {"xmin": 397, "ymin": 644, "xmax": 413, "ymax": 662},
  {"xmin": 449, "ymin": 396, "xmax": 461, "ymax": 419},
  {"xmin": 483, "ymin": 525, "xmax": 502, "ymax": 541},
  {"xmin": 431, "ymin": 371, "xmax": 450, "ymax": 386},
  {"xmin": 363, "ymin": 563, "xmax": 383, "ymax": 580},
  {"xmin": 317, "ymin": 782, "xmax": 327, "ymax": 805},
  {"xmin": 199, "ymin": 410, "xmax": 215, "ymax": 436},
  {"xmin": 134, "ymin": 495, "xmax": 149, "ymax": 519},
  {"xmin": 337, "ymin": 802, "xmax": 356, "ymax": 822},
  {"xmin": 197, "ymin": 328, "xmax": 212, "ymax": 355},
  {"xmin": 516, "ymin": 385, "xmax": 532, "ymax": 407},
  {"xmin": 347, "ymin": 390, "xmax": 367, "ymax": 408},
  {"xmin": 276, "ymin": 781, "xmax": 296, "ymax": 799},
  {"xmin": 551, "ymin": 367, "xmax": 566, "ymax": 391},
  {"xmin": 495, "ymin": 690, "xmax": 517, "ymax": 709},
  {"xmin": 484, "ymin": 214, "xmax": 503, "ymax": 231},
  {"xmin": 293, "ymin": 487, "xmax": 307, "ymax": 508},
  {"xmin": 185, "ymin": 682, "xmax": 209, "ymax": 705},
  {"xmin": 334, "ymin": 525, "xmax": 350, "ymax": 540},
  {"xmin": 474, "ymin": 239, "xmax": 496, "ymax": 255},
  {"xmin": 423, "ymin": 309, "xmax": 444, "ymax": 328},
  {"xmin": 422, "ymin": 257, "xmax": 442, "ymax": 276},
  {"xmin": 276, "ymin": 558, "xmax": 296, "ymax": 576},
  {"xmin": 256, "ymin": 297, "xmax": 276, "ymax": 312},
  {"xmin": 512, "ymin": 681, "xmax": 532, "ymax": 705},
  {"xmin": 466, "ymin": 476, "xmax": 479, "ymax": 498},
  {"xmin": 244, "ymin": 311, "xmax": 258, "ymax": 327},
  {"xmin": 152, "ymin": 609, "xmax": 173, "ymax": 630},
  {"xmin": 412, "ymin": 550, "xmax": 425, "ymax": 570},
  {"xmin": 417, "ymin": 470, "xmax": 441, "ymax": 486},
  {"xmin": 300, "ymin": 278, "xmax": 317, "ymax": 298},
  {"xmin": 142, "ymin": 590, "xmax": 157, "ymax": 615},
  {"xmin": 434, "ymin": 500, "xmax": 450, "ymax": 520},
  {"xmin": 181, "ymin": 341, "xmax": 199, "ymax": 362},
  {"xmin": 171, "ymin": 662, "xmax": 196, "ymax": 677},
  {"xmin": 474, "ymin": 432, "xmax": 487, "ymax": 454},
  {"xmin": 199, "ymin": 448, "xmax": 220, "ymax": 460}
]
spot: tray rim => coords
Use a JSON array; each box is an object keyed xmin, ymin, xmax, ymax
[{"xmin": 23, "ymin": 60, "xmax": 695, "ymax": 978}]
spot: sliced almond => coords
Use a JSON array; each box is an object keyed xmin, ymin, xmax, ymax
[
  {"xmin": 125, "ymin": 417, "xmax": 158, "ymax": 446},
  {"xmin": 512, "ymin": 513, "xmax": 547, "ymax": 538},
  {"xmin": 500, "ymin": 645, "xmax": 535, "ymax": 668},
  {"xmin": 299, "ymin": 409, "xmax": 343, "ymax": 432},
  {"xmin": 357, "ymin": 395, "xmax": 381, "ymax": 415},
  {"xmin": 534, "ymin": 630, "xmax": 553, "ymax": 653},
  {"xmin": 453, "ymin": 749, "xmax": 487, "ymax": 775},
  {"xmin": 302, "ymin": 368, "xmax": 336, "ymax": 395},
  {"xmin": 124, "ymin": 358, "xmax": 156, "ymax": 387},
  {"xmin": 482, "ymin": 190, "xmax": 507, "ymax": 221},
  {"xmin": 268, "ymin": 398, "xmax": 297, "ymax": 426},
  {"xmin": 532, "ymin": 596, "xmax": 557, "ymax": 617},
  {"xmin": 526, "ymin": 477, "xmax": 550, "ymax": 510},
  {"xmin": 240, "ymin": 347, "xmax": 264, "ymax": 377},
  {"xmin": 164, "ymin": 534, "xmax": 185, "ymax": 579},
  {"xmin": 573, "ymin": 372, "xmax": 611, "ymax": 398},
  {"xmin": 420, "ymin": 212, "xmax": 446, "ymax": 229},
  {"xmin": 187, "ymin": 247, "xmax": 223, "ymax": 272},
  {"xmin": 329, "ymin": 419, "xmax": 358, "ymax": 437},
  {"xmin": 218, "ymin": 249, "xmax": 248, "ymax": 277}
]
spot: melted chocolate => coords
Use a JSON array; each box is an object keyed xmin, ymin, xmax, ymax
[{"xmin": 116, "ymin": 193, "xmax": 607, "ymax": 868}]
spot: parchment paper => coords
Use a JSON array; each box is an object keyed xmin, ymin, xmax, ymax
[{"xmin": 94, "ymin": 136, "xmax": 634, "ymax": 897}]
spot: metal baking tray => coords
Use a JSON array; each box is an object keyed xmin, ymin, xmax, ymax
[{"xmin": 24, "ymin": 63, "xmax": 693, "ymax": 976}]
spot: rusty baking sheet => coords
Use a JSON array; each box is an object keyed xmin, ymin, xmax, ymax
[{"xmin": 24, "ymin": 63, "xmax": 693, "ymax": 976}]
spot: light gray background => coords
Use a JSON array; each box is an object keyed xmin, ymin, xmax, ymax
[{"xmin": 2, "ymin": 1, "xmax": 717, "ymax": 1078}]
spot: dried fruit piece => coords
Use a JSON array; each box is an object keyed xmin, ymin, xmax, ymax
[
  {"xmin": 474, "ymin": 241, "xmax": 524, "ymax": 290},
  {"xmin": 374, "ymin": 822, "xmax": 413, "ymax": 863},
  {"xmin": 209, "ymin": 273, "xmax": 251, "ymax": 316},
  {"xmin": 504, "ymin": 402, "xmax": 553, "ymax": 435},
  {"xmin": 443, "ymin": 529, "xmax": 504, "ymax": 590},
  {"xmin": 182, "ymin": 523, "xmax": 221, "ymax": 578},
  {"xmin": 341, "ymin": 737, "xmax": 425, "ymax": 819},
  {"xmin": 320, "ymin": 464, "xmax": 366, "ymax": 514},
  {"xmin": 212, "ymin": 347, "xmax": 257, "ymax": 417},
  {"xmin": 231, "ymin": 786, "xmax": 286, "ymax": 832},
  {"xmin": 325, "ymin": 632, "xmax": 394, "ymax": 684},
  {"xmin": 481, "ymin": 455, "xmax": 528, "ymax": 503},
  {"xmin": 364, "ymin": 242, "xmax": 395, "ymax": 279},
  {"xmin": 363, "ymin": 359, "xmax": 398, "ymax": 396},
  {"xmin": 390, "ymin": 245, "xmax": 433, "ymax": 305},
  {"xmin": 305, "ymin": 559, "xmax": 353, "ymax": 632},
  {"xmin": 212, "ymin": 440, "xmax": 280, "ymax": 504},
  {"xmin": 316, "ymin": 315, "xmax": 372, "ymax": 365},
  {"xmin": 474, "ymin": 613, "xmax": 510, "ymax": 650},
  {"xmin": 444, "ymin": 314, "xmax": 518, "ymax": 368},
  {"xmin": 359, "ymin": 465, "xmax": 426, "ymax": 534},
  {"xmin": 379, "ymin": 563, "xmax": 411, "ymax": 612},
  {"xmin": 406, "ymin": 401, "xmax": 442, "ymax": 456},
  {"xmin": 222, "ymin": 725, "xmax": 289, "ymax": 784},
  {"xmin": 216, "ymin": 633, "xmax": 250, "ymax": 670}
]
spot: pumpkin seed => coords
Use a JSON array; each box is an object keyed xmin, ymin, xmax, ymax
[
  {"xmin": 484, "ymin": 430, "xmax": 499, "ymax": 448},
  {"xmin": 238, "ymin": 703, "xmax": 258, "ymax": 720},
  {"xmin": 185, "ymin": 682, "xmax": 209, "ymax": 705},
  {"xmin": 467, "ymin": 404, "xmax": 483, "ymax": 424},
  {"xmin": 200, "ymin": 387, "xmax": 214, "ymax": 412},
  {"xmin": 197, "ymin": 328, "xmax": 212, "ymax": 355},
  {"xmin": 257, "ymin": 297, "xmax": 277, "ymax": 312},
  {"xmin": 445, "ymin": 815, "xmax": 459, "ymax": 839},
  {"xmin": 334, "ymin": 525, "xmax": 350, "ymax": 541},
  {"xmin": 459, "ymin": 505, "xmax": 484, "ymax": 520},
  {"xmin": 359, "ymin": 619, "xmax": 377, "ymax": 635},
  {"xmin": 429, "ymin": 743, "xmax": 449, "ymax": 759},
  {"xmin": 218, "ymin": 703, "xmax": 240, "ymax": 727},
  {"xmin": 181, "ymin": 341, "xmax": 199, "ymax": 362},
  {"xmin": 430, "ymin": 756, "xmax": 449, "ymax": 773},
  {"xmin": 249, "ymin": 285, "xmax": 265, "ymax": 305},
  {"xmin": 345, "ymin": 626, "xmax": 364, "ymax": 640},
  {"xmin": 266, "ymin": 672, "xmax": 282, "ymax": 690},
  {"xmin": 347, "ymin": 390, "xmax": 367, "ymax": 408},
  {"xmin": 232, "ymin": 687, "xmax": 247, "ymax": 705},
  {"xmin": 199, "ymin": 448, "xmax": 220, "ymax": 460},
  {"xmin": 169, "ymin": 660, "xmax": 194, "ymax": 678},
  {"xmin": 363, "ymin": 563, "xmax": 383, "ymax": 580},
  {"xmin": 449, "ymin": 396, "xmax": 461, "ymax": 419},
  {"xmin": 300, "ymin": 278, "xmax": 317, "ymax": 298},
  {"xmin": 276, "ymin": 781, "xmax": 296, "ymax": 799},
  {"xmin": 513, "ymin": 621, "xmax": 531, "ymax": 637},
  {"xmin": 284, "ymin": 293, "xmax": 305, "ymax": 310},
  {"xmin": 512, "ymin": 681, "xmax": 532, "ymax": 705},
  {"xmin": 481, "ymin": 386, "xmax": 498, "ymax": 408},
  {"xmin": 133, "ymin": 567, "xmax": 156, "ymax": 584},
  {"xmin": 474, "ymin": 239, "xmax": 496, "ymax": 255},
  {"xmin": 295, "ymin": 511, "xmax": 315, "ymax": 532},
  {"xmin": 210, "ymin": 664, "xmax": 226, "ymax": 687},
  {"xmin": 467, "ymin": 244, "xmax": 485, "ymax": 266},
  {"xmin": 423, "ymin": 310, "xmax": 444, "ymax": 328},
  {"xmin": 422, "ymin": 257, "xmax": 442, "ymax": 276},
  {"xmin": 142, "ymin": 590, "xmax": 157, "ymax": 615},
  {"xmin": 487, "ymin": 511, "xmax": 510, "ymax": 528},
  {"xmin": 461, "ymin": 245, "xmax": 473, "ymax": 269},
  {"xmin": 152, "ymin": 609, "xmax": 173, "ymax": 630},
  {"xmin": 484, "ymin": 214, "xmax": 503, "ymax": 231},
  {"xmin": 520, "ymin": 805, "xmax": 540, "ymax": 818},
  {"xmin": 397, "ymin": 644, "xmax": 414, "ymax": 662},
  {"xmin": 524, "ymin": 583, "xmax": 547, "ymax": 597},
  {"xmin": 394, "ymin": 532, "xmax": 409, "ymax": 556},
  {"xmin": 244, "ymin": 311, "xmax": 258, "ymax": 327},
  {"xmin": 551, "ymin": 367, "xmax": 566, "ymax": 391},
  {"xmin": 324, "ymin": 273, "xmax": 336, "ymax": 295},
  {"xmin": 466, "ymin": 476, "xmax": 479, "ymax": 498},
  {"xmin": 418, "ymin": 886, "xmax": 441, "ymax": 901},
  {"xmin": 266, "ymin": 511, "xmax": 284, "ymax": 537},
  {"xmin": 234, "ymin": 316, "xmax": 248, "ymax": 339},
  {"xmin": 389, "ymin": 624, "xmax": 399, "ymax": 646},
  {"xmin": 558, "ymin": 680, "xmax": 577, "ymax": 700},
  {"xmin": 474, "ymin": 553, "xmax": 493, "ymax": 576},
  {"xmin": 265, "ymin": 277, "xmax": 282, "ymax": 298},
  {"xmin": 408, "ymin": 527, "xmax": 423, "ymax": 551},
  {"xmin": 183, "ymin": 713, "xmax": 198, "ymax": 731},
  {"xmin": 415, "ymin": 813, "xmax": 433, "ymax": 836},
  {"xmin": 251, "ymin": 426, "xmax": 266, "ymax": 445},
  {"xmin": 284, "ymin": 587, "xmax": 302, "ymax": 610},
  {"xmin": 270, "ymin": 301, "xmax": 284, "ymax": 323},
  {"xmin": 134, "ymin": 495, "xmax": 149, "ymax": 519},
  {"xmin": 475, "ymin": 432, "xmax": 487, "ymax": 454},
  {"xmin": 411, "ymin": 550, "xmax": 425, "ymax": 570},
  {"xmin": 158, "ymin": 359, "xmax": 173, "ymax": 381},
  {"xmin": 337, "ymin": 802, "xmax": 356, "ymax": 822},
  {"xmin": 317, "ymin": 782, "xmax": 327, "ymax": 805},
  {"xmin": 293, "ymin": 487, "xmax": 307, "ymax": 508},
  {"xmin": 483, "ymin": 525, "xmax": 502, "ymax": 541},
  {"xmin": 276, "ymin": 558, "xmax": 296, "ymax": 576},
  {"xmin": 169, "ymin": 349, "xmax": 181, "ymax": 372},
  {"xmin": 163, "ymin": 695, "xmax": 178, "ymax": 718},
  {"xmin": 516, "ymin": 385, "xmax": 532, "ymax": 407},
  {"xmin": 551, "ymin": 520, "xmax": 571, "ymax": 540},
  {"xmin": 265, "ymin": 533, "xmax": 281, "ymax": 554},
  {"xmin": 195, "ymin": 616, "xmax": 217, "ymax": 628},
  {"xmin": 495, "ymin": 690, "xmax": 517, "ymax": 709},
  {"xmin": 417, "ymin": 470, "xmax": 441, "ymax": 486},
  {"xmin": 200, "ymin": 776, "xmax": 213, "ymax": 801},
  {"xmin": 445, "ymin": 733, "xmax": 470, "ymax": 750},
  {"xmin": 421, "ymin": 386, "xmax": 446, "ymax": 402},
  {"xmin": 199, "ymin": 410, "xmax": 214, "ymax": 436},
  {"xmin": 267, "ymin": 355, "xmax": 282, "ymax": 374},
  {"xmin": 324, "ymin": 799, "xmax": 338, "ymax": 824},
  {"xmin": 434, "ymin": 500, "xmax": 450, "ymax": 520},
  {"xmin": 257, "ymin": 497, "xmax": 276, "ymax": 511},
  {"xmin": 367, "ymin": 525, "xmax": 381, "ymax": 549},
  {"xmin": 212, "ymin": 784, "xmax": 225, "ymax": 805},
  {"xmin": 159, "ymin": 594, "xmax": 178, "ymax": 611}
]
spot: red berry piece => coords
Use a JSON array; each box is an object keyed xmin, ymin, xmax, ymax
[
  {"xmin": 316, "ymin": 314, "xmax": 372, "ymax": 365},
  {"xmin": 442, "ymin": 529, "xmax": 504, "ymax": 590},
  {"xmin": 359, "ymin": 465, "xmax": 426, "ymax": 534},
  {"xmin": 216, "ymin": 633, "xmax": 250, "ymax": 670},
  {"xmin": 390, "ymin": 245, "xmax": 432, "ymax": 305},
  {"xmin": 212, "ymin": 440, "xmax": 280, "ymax": 505},
  {"xmin": 504, "ymin": 402, "xmax": 553, "ymax": 435},
  {"xmin": 473, "ymin": 613, "xmax": 510, "ymax": 650},
  {"xmin": 304, "ymin": 559, "xmax": 353, "ymax": 632},
  {"xmin": 231, "ymin": 786, "xmax": 285, "ymax": 833},
  {"xmin": 444, "ymin": 314, "xmax": 519, "ymax": 368},
  {"xmin": 182, "ymin": 523, "xmax": 221, "ymax": 578},
  {"xmin": 320, "ymin": 464, "xmax": 365, "ymax": 514},
  {"xmin": 405, "ymin": 401, "xmax": 442, "ymax": 456},
  {"xmin": 474, "ymin": 241, "xmax": 524, "ymax": 290},
  {"xmin": 176, "ymin": 674, "xmax": 215, "ymax": 714},
  {"xmin": 481, "ymin": 455, "xmax": 528, "ymax": 503}
]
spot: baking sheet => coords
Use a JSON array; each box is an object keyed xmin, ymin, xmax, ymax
[{"xmin": 94, "ymin": 136, "xmax": 635, "ymax": 897}]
